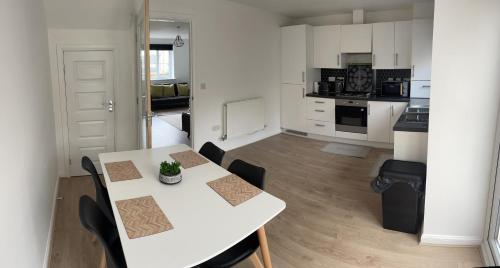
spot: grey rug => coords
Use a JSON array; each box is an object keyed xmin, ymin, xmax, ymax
[{"xmin": 321, "ymin": 143, "xmax": 371, "ymax": 158}]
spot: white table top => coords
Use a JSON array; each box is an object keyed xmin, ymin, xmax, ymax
[{"xmin": 99, "ymin": 144, "xmax": 286, "ymax": 268}]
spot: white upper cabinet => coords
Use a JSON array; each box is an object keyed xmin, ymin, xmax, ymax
[
  {"xmin": 340, "ymin": 24, "xmax": 373, "ymax": 53},
  {"xmin": 372, "ymin": 21, "xmax": 412, "ymax": 70},
  {"xmin": 411, "ymin": 19, "xmax": 433, "ymax": 80},
  {"xmin": 394, "ymin": 21, "xmax": 412, "ymax": 69},
  {"xmin": 281, "ymin": 25, "xmax": 317, "ymax": 85},
  {"xmin": 372, "ymin": 22, "xmax": 395, "ymax": 69},
  {"xmin": 313, "ymin": 25, "xmax": 342, "ymax": 68}
]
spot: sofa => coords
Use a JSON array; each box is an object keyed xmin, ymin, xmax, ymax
[{"xmin": 151, "ymin": 83, "xmax": 190, "ymax": 110}]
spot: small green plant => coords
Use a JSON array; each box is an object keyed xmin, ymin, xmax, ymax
[{"xmin": 160, "ymin": 161, "xmax": 181, "ymax": 176}]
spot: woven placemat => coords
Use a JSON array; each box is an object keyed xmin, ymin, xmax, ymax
[
  {"xmin": 207, "ymin": 174, "xmax": 263, "ymax": 206},
  {"xmin": 104, "ymin": 161, "xmax": 142, "ymax": 182},
  {"xmin": 115, "ymin": 196, "xmax": 173, "ymax": 239},
  {"xmin": 169, "ymin": 150, "xmax": 209, "ymax": 169}
]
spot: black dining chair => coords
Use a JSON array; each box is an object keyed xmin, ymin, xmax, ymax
[
  {"xmin": 81, "ymin": 156, "xmax": 115, "ymax": 225},
  {"xmin": 199, "ymin": 142, "xmax": 225, "ymax": 166},
  {"xmin": 79, "ymin": 195, "xmax": 127, "ymax": 268},
  {"xmin": 199, "ymin": 159, "xmax": 265, "ymax": 268}
]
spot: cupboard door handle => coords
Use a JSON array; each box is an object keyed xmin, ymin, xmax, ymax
[
  {"xmin": 422, "ymin": 85, "xmax": 431, "ymax": 88},
  {"xmin": 337, "ymin": 54, "xmax": 340, "ymax": 67},
  {"xmin": 315, "ymin": 124, "xmax": 325, "ymax": 127},
  {"xmin": 412, "ymin": 65, "xmax": 415, "ymax": 77},
  {"xmin": 368, "ymin": 104, "xmax": 370, "ymax": 116},
  {"xmin": 314, "ymin": 101, "xmax": 325, "ymax": 104},
  {"xmin": 396, "ymin": 53, "xmax": 399, "ymax": 66},
  {"xmin": 314, "ymin": 109, "xmax": 325, "ymax": 112},
  {"xmin": 302, "ymin": 88, "xmax": 305, "ymax": 98},
  {"xmin": 391, "ymin": 105, "xmax": 394, "ymax": 117},
  {"xmin": 302, "ymin": 71, "xmax": 305, "ymax": 83},
  {"xmin": 372, "ymin": 54, "xmax": 376, "ymax": 66}
]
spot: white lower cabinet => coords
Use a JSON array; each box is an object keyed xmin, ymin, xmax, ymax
[
  {"xmin": 389, "ymin": 102, "xmax": 408, "ymax": 143},
  {"xmin": 281, "ymin": 84, "xmax": 307, "ymax": 132},
  {"xmin": 306, "ymin": 97, "xmax": 335, "ymax": 122},
  {"xmin": 368, "ymin": 101, "xmax": 408, "ymax": 144},
  {"xmin": 307, "ymin": 120, "xmax": 335, "ymax": 136},
  {"xmin": 368, "ymin": 101, "xmax": 392, "ymax": 143}
]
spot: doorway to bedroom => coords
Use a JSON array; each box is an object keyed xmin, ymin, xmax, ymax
[{"xmin": 149, "ymin": 20, "xmax": 191, "ymax": 148}]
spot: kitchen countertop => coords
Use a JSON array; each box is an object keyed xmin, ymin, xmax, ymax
[
  {"xmin": 393, "ymin": 99, "xmax": 430, "ymax": 133},
  {"xmin": 306, "ymin": 93, "xmax": 410, "ymax": 102}
]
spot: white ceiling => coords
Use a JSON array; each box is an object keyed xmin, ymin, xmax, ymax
[
  {"xmin": 227, "ymin": 0, "xmax": 433, "ymax": 18},
  {"xmin": 150, "ymin": 21, "xmax": 190, "ymax": 40},
  {"xmin": 43, "ymin": 0, "xmax": 134, "ymax": 30}
]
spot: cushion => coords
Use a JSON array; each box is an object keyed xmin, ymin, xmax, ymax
[
  {"xmin": 151, "ymin": 85, "xmax": 164, "ymax": 98},
  {"xmin": 163, "ymin": 84, "xmax": 176, "ymax": 97},
  {"xmin": 177, "ymin": 84, "xmax": 190, "ymax": 96}
]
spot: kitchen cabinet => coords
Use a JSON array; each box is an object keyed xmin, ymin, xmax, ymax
[
  {"xmin": 367, "ymin": 101, "xmax": 391, "ymax": 143},
  {"xmin": 281, "ymin": 84, "xmax": 307, "ymax": 132},
  {"xmin": 306, "ymin": 97, "xmax": 335, "ymax": 122},
  {"xmin": 411, "ymin": 19, "xmax": 433, "ymax": 81},
  {"xmin": 372, "ymin": 21, "xmax": 412, "ymax": 69},
  {"xmin": 281, "ymin": 25, "xmax": 318, "ymax": 85},
  {"xmin": 389, "ymin": 102, "xmax": 408, "ymax": 143},
  {"xmin": 410, "ymin": 80, "xmax": 431, "ymax": 98},
  {"xmin": 306, "ymin": 120, "xmax": 335, "ymax": 137},
  {"xmin": 394, "ymin": 21, "xmax": 412, "ymax": 69},
  {"xmin": 313, "ymin": 25, "xmax": 342, "ymax": 68},
  {"xmin": 340, "ymin": 24, "xmax": 372, "ymax": 53},
  {"xmin": 372, "ymin": 22, "xmax": 395, "ymax": 69}
]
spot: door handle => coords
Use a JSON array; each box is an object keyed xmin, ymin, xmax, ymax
[
  {"xmin": 314, "ymin": 109, "xmax": 325, "ymax": 113},
  {"xmin": 107, "ymin": 99, "xmax": 114, "ymax": 112},
  {"xmin": 412, "ymin": 65, "xmax": 415, "ymax": 77},
  {"xmin": 337, "ymin": 54, "xmax": 340, "ymax": 67},
  {"xmin": 372, "ymin": 54, "xmax": 376, "ymax": 66},
  {"xmin": 368, "ymin": 104, "xmax": 370, "ymax": 116},
  {"xmin": 315, "ymin": 101, "xmax": 325, "ymax": 104},
  {"xmin": 302, "ymin": 88, "xmax": 305, "ymax": 98},
  {"xmin": 391, "ymin": 105, "xmax": 394, "ymax": 117},
  {"xmin": 315, "ymin": 124, "xmax": 325, "ymax": 127}
]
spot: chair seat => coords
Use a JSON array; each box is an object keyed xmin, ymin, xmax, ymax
[{"xmin": 200, "ymin": 232, "xmax": 259, "ymax": 268}]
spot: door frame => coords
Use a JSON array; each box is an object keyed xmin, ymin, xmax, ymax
[
  {"xmin": 147, "ymin": 10, "xmax": 196, "ymax": 149},
  {"xmin": 54, "ymin": 44, "xmax": 119, "ymax": 177}
]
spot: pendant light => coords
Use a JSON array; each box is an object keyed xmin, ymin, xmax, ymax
[{"xmin": 173, "ymin": 25, "xmax": 184, "ymax": 47}]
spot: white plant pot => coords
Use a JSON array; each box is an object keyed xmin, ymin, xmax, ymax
[{"xmin": 159, "ymin": 173, "xmax": 182, "ymax": 185}]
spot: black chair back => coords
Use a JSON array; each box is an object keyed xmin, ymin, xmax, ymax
[
  {"xmin": 79, "ymin": 195, "xmax": 127, "ymax": 268},
  {"xmin": 199, "ymin": 142, "xmax": 225, "ymax": 166},
  {"xmin": 228, "ymin": 159, "xmax": 265, "ymax": 190},
  {"xmin": 81, "ymin": 156, "xmax": 115, "ymax": 225}
]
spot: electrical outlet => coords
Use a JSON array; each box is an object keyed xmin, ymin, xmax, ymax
[
  {"xmin": 212, "ymin": 125, "xmax": 220, "ymax": 131},
  {"xmin": 328, "ymin": 77, "xmax": 336, "ymax": 82}
]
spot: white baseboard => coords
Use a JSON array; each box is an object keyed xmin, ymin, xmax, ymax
[
  {"xmin": 43, "ymin": 177, "xmax": 61, "ymax": 268},
  {"xmin": 420, "ymin": 233, "xmax": 482, "ymax": 246},
  {"xmin": 283, "ymin": 130, "xmax": 394, "ymax": 149},
  {"xmin": 481, "ymin": 241, "xmax": 495, "ymax": 266}
]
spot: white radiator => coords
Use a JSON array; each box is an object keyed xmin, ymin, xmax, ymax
[{"xmin": 222, "ymin": 97, "xmax": 265, "ymax": 140}]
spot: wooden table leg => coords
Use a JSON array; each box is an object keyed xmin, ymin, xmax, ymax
[
  {"xmin": 257, "ymin": 226, "xmax": 272, "ymax": 268},
  {"xmin": 249, "ymin": 252, "xmax": 264, "ymax": 268}
]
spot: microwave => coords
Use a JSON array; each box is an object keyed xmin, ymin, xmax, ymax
[{"xmin": 378, "ymin": 81, "xmax": 409, "ymax": 97}]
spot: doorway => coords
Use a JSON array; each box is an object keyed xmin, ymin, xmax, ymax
[{"xmin": 136, "ymin": 13, "xmax": 193, "ymax": 149}]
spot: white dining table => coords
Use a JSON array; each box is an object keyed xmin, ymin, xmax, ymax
[{"xmin": 99, "ymin": 144, "xmax": 286, "ymax": 268}]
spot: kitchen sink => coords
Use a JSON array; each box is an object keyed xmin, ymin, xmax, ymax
[
  {"xmin": 400, "ymin": 113, "xmax": 429, "ymax": 123},
  {"xmin": 405, "ymin": 107, "xmax": 429, "ymax": 114}
]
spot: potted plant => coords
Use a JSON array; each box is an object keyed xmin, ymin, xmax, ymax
[{"xmin": 159, "ymin": 161, "xmax": 182, "ymax": 184}]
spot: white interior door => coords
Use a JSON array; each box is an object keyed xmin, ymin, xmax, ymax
[{"xmin": 64, "ymin": 50, "xmax": 116, "ymax": 176}]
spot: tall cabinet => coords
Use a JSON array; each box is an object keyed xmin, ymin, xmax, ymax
[{"xmin": 280, "ymin": 25, "xmax": 319, "ymax": 132}]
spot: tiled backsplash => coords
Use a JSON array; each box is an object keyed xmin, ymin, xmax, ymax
[{"xmin": 321, "ymin": 68, "xmax": 411, "ymax": 91}]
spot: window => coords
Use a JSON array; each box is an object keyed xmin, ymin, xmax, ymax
[{"xmin": 149, "ymin": 44, "xmax": 175, "ymax": 80}]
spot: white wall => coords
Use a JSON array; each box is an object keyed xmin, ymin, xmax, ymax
[
  {"xmin": 422, "ymin": 0, "xmax": 500, "ymax": 246},
  {"xmin": 149, "ymin": 0, "xmax": 288, "ymax": 151},
  {"xmin": 0, "ymin": 0, "xmax": 58, "ymax": 267},
  {"xmin": 47, "ymin": 29, "xmax": 137, "ymax": 176}
]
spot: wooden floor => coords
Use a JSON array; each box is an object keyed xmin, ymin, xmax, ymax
[{"xmin": 49, "ymin": 134, "xmax": 483, "ymax": 268}]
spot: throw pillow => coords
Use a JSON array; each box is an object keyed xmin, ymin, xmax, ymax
[
  {"xmin": 177, "ymin": 83, "xmax": 190, "ymax": 96},
  {"xmin": 151, "ymin": 85, "xmax": 164, "ymax": 98},
  {"xmin": 163, "ymin": 84, "xmax": 176, "ymax": 97}
]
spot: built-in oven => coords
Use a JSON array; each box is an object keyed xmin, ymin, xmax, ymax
[{"xmin": 335, "ymin": 99, "xmax": 368, "ymax": 134}]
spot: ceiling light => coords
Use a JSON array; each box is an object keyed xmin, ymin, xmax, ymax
[{"xmin": 173, "ymin": 26, "xmax": 184, "ymax": 47}]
